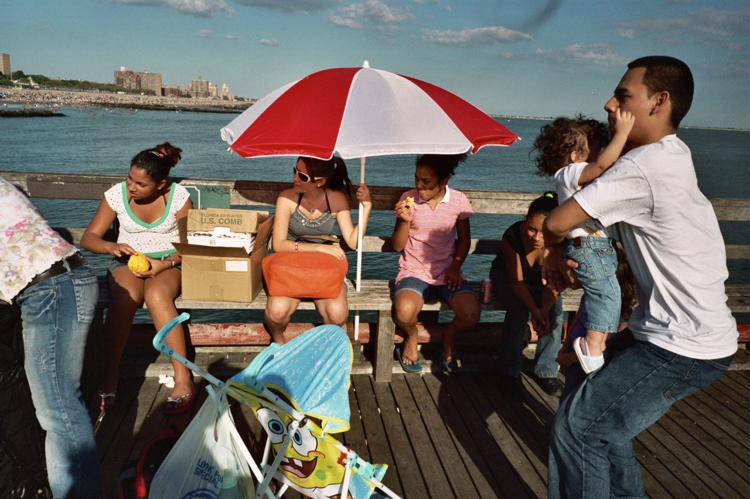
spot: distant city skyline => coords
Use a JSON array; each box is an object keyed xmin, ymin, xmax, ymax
[
  {"xmin": 113, "ymin": 65, "xmax": 236, "ymax": 99},
  {"xmin": 3, "ymin": 52, "xmax": 238, "ymax": 100},
  {"xmin": 2, "ymin": 0, "xmax": 748, "ymax": 129}
]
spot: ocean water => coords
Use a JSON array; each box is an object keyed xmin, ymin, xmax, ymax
[{"xmin": 2, "ymin": 107, "xmax": 748, "ymax": 322}]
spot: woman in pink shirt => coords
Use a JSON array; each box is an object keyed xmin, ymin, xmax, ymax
[{"xmin": 391, "ymin": 153, "xmax": 480, "ymax": 373}]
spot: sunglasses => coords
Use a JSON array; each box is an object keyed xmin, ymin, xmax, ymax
[{"xmin": 293, "ymin": 165, "xmax": 324, "ymax": 183}]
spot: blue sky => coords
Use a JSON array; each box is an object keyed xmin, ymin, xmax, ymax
[{"xmin": 3, "ymin": 0, "xmax": 748, "ymax": 128}]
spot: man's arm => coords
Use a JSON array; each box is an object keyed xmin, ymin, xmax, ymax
[{"xmin": 542, "ymin": 197, "xmax": 591, "ymax": 292}]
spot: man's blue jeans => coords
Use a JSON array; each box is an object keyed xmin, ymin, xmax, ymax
[
  {"xmin": 16, "ymin": 263, "xmax": 103, "ymax": 498},
  {"xmin": 549, "ymin": 330, "xmax": 733, "ymax": 498},
  {"xmin": 490, "ymin": 267, "xmax": 563, "ymax": 378}
]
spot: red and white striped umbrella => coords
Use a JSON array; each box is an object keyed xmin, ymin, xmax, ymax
[
  {"xmin": 220, "ymin": 62, "xmax": 518, "ymax": 160},
  {"xmin": 220, "ymin": 63, "xmax": 518, "ymax": 338}
]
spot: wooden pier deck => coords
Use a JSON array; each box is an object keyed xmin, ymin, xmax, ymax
[{"xmin": 93, "ymin": 346, "xmax": 750, "ymax": 498}]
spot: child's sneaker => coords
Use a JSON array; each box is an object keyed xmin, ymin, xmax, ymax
[{"xmin": 573, "ymin": 337, "xmax": 605, "ymax": 374}]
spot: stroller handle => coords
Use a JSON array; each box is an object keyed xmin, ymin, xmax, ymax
[
  {"xmin": 152, "ymin": 312, "xmax": 227, "ymax": 388},
  {"xmin": 153, "ymin": 312, "xmax": 191, "ymax": 355}
]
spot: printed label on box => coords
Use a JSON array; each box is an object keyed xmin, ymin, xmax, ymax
[{"xmin": 225, "ymin": 261, "xmax": 249, "ymax": 272}]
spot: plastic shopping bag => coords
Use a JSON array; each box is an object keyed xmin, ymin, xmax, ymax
[{"xmin": 149, "ymin": 386, "xmax": 255, "ymax": 498}]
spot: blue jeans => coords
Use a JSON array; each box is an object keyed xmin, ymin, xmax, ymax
[
  {"xmin": 394, "ymin": 276, "xmax": 475, "ymax": 303},
  {"xmin": 563, "ymin": 237, "xmax": 621, "ymax": 333},
  {"xmin": 16, "ymin": 263, "xmax": 103, "ymax": 498},
  {"xmin": 549, "ymin": 329, "xmax": 733, "ymax": 498},
  {"xmin": 490, "ymin": 267, "xmax": 563, "ymax": 378}
]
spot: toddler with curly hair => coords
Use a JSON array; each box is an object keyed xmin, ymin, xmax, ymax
[{"xmin": 532, "ymin": 110, "xmax": 634, "ymax": 373}]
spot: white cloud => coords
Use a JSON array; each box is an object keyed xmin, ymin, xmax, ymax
[
  {"xmin": 327, "ymin": 15, "xmax": 363, "ymax": 29},
  {"xmin": 109, "ymin": 0, "xmax": 233, "ymax": 17},
  {"xmin": 535, "ymin": 43, "xmax": 627, "ymax": 67},
  {"xmin": 231, "ymin": 0, "xmax": 340, "ymax": 14},
  {"xmin": 612, "ymin": 7, "xmax": 749, "ymax": 48},
  {"xmin": 421, "ymin": 26, "xmax": 532, "ymax": 47},
  {"xmin": 613, "ymin": 29, "xmax": 634, "ymax": 39},
  {"xmin": 326, "ymin": 0, "xmax": 415, "ymax": 30},
  {"xmin": 260, "ymin": 38, "xmax": 279, "ymax": 46},
  {"xmin": 195, "ymin": 29, "xmax": 213, "ymax": 37}
]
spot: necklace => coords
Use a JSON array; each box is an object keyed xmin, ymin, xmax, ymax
[{"xmin": 304, "ymin": 192, "xmax": 326, "ymax": 214}]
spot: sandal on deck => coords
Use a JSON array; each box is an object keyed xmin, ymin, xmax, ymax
[
  {"xmin": 164, "ymin": 385, "xmax": 197, "ymax": 416},
  {"xmin": 440, "ymin": 359, "xmax": 460, "ymax": 372},
  {"xmin": 89, "ymin": 390, "xmax": 116, "ymax": 412},
  {"xmin": 396, "ymin": 348, "xmax": 422, "ymax": 373}
]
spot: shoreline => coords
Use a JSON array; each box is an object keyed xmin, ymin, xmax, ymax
[
  {"xmin": 0, "ymin": 87, "xmax": 252, "ymax": 114},
  {"xmin": 2, "ymin": 88, "xmax": 748, "ymax": 130}
]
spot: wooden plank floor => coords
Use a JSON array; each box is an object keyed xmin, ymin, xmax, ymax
[{"xmin": 94, "ymin": 358, "xmax": 750, "ymax": 498}]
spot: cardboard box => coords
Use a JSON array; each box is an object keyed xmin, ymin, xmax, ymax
[
  {"xmin": 187, "ymin": 228, "xmax": 256, "ymax": 253},
  {"xmin": 174, "ymin": 209, "xmax": 272, "ymax": 303}
]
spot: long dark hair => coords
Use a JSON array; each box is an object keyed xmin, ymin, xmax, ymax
[
  {"xmin": 300, "ymin": 156, "xmax": 354, "ymax": 198},
  {"xmin": 131, "ymin": 142, "xmax": 182, "ymax": 183}
]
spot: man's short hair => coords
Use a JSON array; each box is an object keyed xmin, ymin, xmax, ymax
[{"xmin": 628, "ymin": 56, "xmax": 694, "ymax": 128}]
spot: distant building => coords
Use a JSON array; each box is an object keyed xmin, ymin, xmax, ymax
[
  {"xmin": 139, "ymin": 71, "xmax": 163, "ymax": 96},
  {"xmin": 163, "ymin": 84, "xmax": 182, "ymax": 97},
  {"xmin": 114, "ymin": 67, "xmax": 163, "ymax": 95},
  {"xmin": 114, "ymin": 70, "xmax": 140, "ymax": 90},
  {"xmin": 219, "ymin": 83, "xmax": 235, "ymax": 100},
  {"xmin": 0, "ymin": 53, "xmax": 10, "ymax": 78},
  {"xmin": 189, "ymin": 76, "xmax": 210, "ymax": 99}
]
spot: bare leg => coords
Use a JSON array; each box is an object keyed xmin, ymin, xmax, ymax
[
  {"xmin": 144, "ymin": 268, "xmax": 193, "ymax": 399},
  {"xmin": 315, "ymin": 282, "xmax": 349, "ymax": 326},
  {"xmin": 585, "ymin": 329, "xmax": 608, "ymax": 357},
  {"xmin": 393, "ymin": 290, "xmax": 424, "ymax": 365},
  {"xmin": 445, "ymin": 292, "xmax": 481, "ymax": 362},
  {"xmin": 265, "ymin": 295, "xmax": 302, "ymax": 345}
]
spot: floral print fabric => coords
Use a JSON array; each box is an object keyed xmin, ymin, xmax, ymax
[{"xmin": 0, "ymin": 178, "xmax": 77, "ymax": 302}]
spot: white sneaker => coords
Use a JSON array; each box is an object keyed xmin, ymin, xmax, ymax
[{"xmin": 573, "ymin": 337, "xmax": 605, "ymax": 374}]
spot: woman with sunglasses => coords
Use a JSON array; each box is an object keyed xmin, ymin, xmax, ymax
[{"xmin": 265, "ymin": 156, "xmax": 371, "ymax": 344}]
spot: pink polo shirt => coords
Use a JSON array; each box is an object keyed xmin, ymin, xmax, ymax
[{"xmin": 395, "ymin": 186, "xmax": 474, "ymax": 285}]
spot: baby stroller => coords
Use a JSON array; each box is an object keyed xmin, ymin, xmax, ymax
[{"xmin": 150, "ymin": 312, "xmax": 399, "ymax": 499}]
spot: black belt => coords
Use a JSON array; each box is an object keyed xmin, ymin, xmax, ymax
[
  {"xmin": 572, "ymin": 236, "xmax": 583, "ymax": 249},
  {"xmin": 24, "ymin": 252, "xmax": 86, "ymax": 290}
]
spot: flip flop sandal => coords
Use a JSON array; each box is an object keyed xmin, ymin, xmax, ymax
[
  {"xmin": 164, "ymin": 385, "xmax": 197, "ymax": 416},
  {"xmin": 396, "ymin": 347, "xmax": 422, "ymax": 373},
  {"xmin": 440, "ymin": 359, "xmax": 460, "ymax": 372}
]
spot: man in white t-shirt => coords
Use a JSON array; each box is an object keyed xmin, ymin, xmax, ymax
[{"xmin": 543, "ymin": 56, "xmax": 737, "ymax": 498}]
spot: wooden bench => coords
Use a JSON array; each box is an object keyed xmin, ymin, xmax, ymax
[
  {"xmin": 4, "ymin": 171, "xmax": 748, "ymax": 382},
  {"xmin": 96, "ymin": 274, "xmax": 590, "ymax": 381}
]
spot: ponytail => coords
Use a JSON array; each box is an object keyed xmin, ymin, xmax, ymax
[
  {"xmin": 527, "ymin": 191, "xmax": 558, "ymax": 218},
  {"xmin": 131, "ymin": 142, "xmax": 182, "ymax": 183}
]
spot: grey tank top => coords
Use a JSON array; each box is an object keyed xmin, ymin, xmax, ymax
[{"xmin": 287, "ymin": 192, "xmax": 335, "ymax": 241}]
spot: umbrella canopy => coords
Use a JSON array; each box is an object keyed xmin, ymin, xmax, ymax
[
  {"xmin": 220, "ymin": 62, "xmax": 518, "ymax": 159},
  {"xmin": 221, "ymin": 63, "xmax": 519, "ymax": 337}
]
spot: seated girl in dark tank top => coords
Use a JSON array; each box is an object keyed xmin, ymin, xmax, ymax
[{"xmin": 265, "ymin": 156, "xmax": 372, "ymax": 345}]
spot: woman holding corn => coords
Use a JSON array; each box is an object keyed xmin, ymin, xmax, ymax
[{"xmin": 82, "ymin": 142, "xmax": 195, "ymax": 416}]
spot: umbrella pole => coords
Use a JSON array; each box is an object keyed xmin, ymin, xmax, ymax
[{"xmin": 354, "ymin": 157, "xmax": 366, "ymax": 341}]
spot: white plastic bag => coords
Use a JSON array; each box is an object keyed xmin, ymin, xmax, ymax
[{"xmin": 149, "ymin": 386, "xmax": 255, "ymax": 498}]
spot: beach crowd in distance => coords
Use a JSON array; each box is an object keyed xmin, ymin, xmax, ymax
[{"xmin": 0, "ymin": 87, "xmax": 253, "ymax": 113}]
